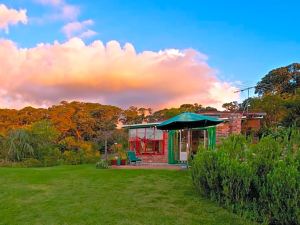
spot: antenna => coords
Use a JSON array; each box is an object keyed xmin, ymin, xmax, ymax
[{"xmin": 234, "ymin": 86, "xmax": 255, "ymax": 115}]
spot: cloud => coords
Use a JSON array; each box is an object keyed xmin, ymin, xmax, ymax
[
  {"xmin": 0, "ymin": 38, "xmax": 239, "ymax": 109},
  {"xmin": 35, "ymin": 0, "xmax": 80, "ymax": 21},
  {"xmin": 34, "ymin": 0, "xmax": 92, "ymax": 39},
  {"xmin": 0, "ymin": 4, "xmax": 28, "ymax": 33},
  {"xmin": 62, "ymin": 20, "xmax": 97, "ymax": 39},
  {"xmin": 79, "ymin": 29, "xmax": 97, "ymax": 39}
]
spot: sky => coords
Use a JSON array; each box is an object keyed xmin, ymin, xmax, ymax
[{"xmin": 0, "ymin": 0, "xmax": 300, "ymax": 109}]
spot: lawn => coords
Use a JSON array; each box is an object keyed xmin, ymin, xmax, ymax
[{"xmin": 0, "ymin": 165, "xmax": 256, "ymax": 225}]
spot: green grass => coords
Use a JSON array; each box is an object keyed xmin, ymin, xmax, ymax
[{"xmin": 0, "ymin": 165, "xmax": 256, "ymax": 225}]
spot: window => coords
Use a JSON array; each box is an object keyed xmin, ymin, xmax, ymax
[{"xmin": 128, "ymin": 127, "xmax": 165, "ymax": 155}]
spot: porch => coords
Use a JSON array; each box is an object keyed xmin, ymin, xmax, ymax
[{"xmin": 111, "ymin": 162, "xmax": 186, "ymax": 170}]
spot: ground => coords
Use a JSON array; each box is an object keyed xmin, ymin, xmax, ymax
[{"xmin": 0, "ymin": 165, "xmax": 256, "ymax": 225}]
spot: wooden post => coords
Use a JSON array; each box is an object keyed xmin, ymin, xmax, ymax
[
  {"xmin": 187, "ymin": 129, "xmax": 190, "ymax": 161},
  {"xmin": 204, "ymin": 129, "xmax": 207, "ymax": 149}
]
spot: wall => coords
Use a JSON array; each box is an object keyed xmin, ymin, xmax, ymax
[
  {"xmin": 242, "ymin": 118, "xmax": 261, "ymax": 134},
  {"xmin": 138, "ymin": 132, "xmax": 168, "ymax": 163},
  {"xmin": 215, "ymin": 113, "xmax": 242, "ymax": 143}
]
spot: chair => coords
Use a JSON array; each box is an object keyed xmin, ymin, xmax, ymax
[{"xmin": 127, "ymin": 151, "xmax": 142, "ymax": 165}]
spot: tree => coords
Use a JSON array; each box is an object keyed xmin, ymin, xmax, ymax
[
  {"xmin": 29, "ymin": 120, "xmax": 59, "ymax": 160},
  {"xmin": 252, "ymin": 63, "xmax": 300, "ymax": 128},
  {"xmin": 249, "ymin": 95, "xmax": 287, "ymax": 127},
  {"xmin": 282, "ymin": 89, "xmax": 300, "ymax": 126},
  {"xmin": 222, "ymin": 101, "xmax": 240, "ymax": 112},
  {"xmin": 255, "ymin": 63, "xmax": 300, "ymax": 96},
  {"xmin": 200, "ymin": 106, "xmax": 218, "ymax": 112},
  {"xmin": 121, "ymin": 106, "xmax": 143, "ymax": 124}
]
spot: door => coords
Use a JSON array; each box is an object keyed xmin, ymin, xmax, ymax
[{"xmin": 179, "ymin": 130, "xmax": 188, "ymax": 161}]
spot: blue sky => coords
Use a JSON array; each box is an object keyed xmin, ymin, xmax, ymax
[{"xmin": 1, "ymin": 0, "xmax": 300, "ymax": 106}]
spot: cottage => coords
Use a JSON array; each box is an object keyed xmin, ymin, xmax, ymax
[
  {"xmin": 123, "ymin": 111, "xmax": 265, "ymax": 164},
  {"xmin": 123, "ymin": 112, "xmax": 222, "ymax": 164}
]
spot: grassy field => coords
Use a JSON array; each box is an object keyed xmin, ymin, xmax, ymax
[{"xmin": 0, "ymin": 165, "xmax": 256, "ymax": 225}]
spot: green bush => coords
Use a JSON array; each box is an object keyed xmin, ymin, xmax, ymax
[
  {"xmin": 0, "ymin": 120, "xmax": 101, "ymax": 167},
  {"xmin": 96, "ymin": 160, "xmax": 109, "ymax": 169},
  {"xmin": 6, "ymin": 129, "xmax": 34, "ymax": 162},
  {"xmin": 63, "ymin": 150, "xmax": 83, "ymax": 165},
  {"xmin": 22, "ymin": 158, "xmax": 43, "ymax": 167},
  {"xmin": 192, "ymin": 131, "xmax": 300, "ymax": 225},
  {"xmin": 42, "ymin": 148, "xmax": 62, "ymax": 167}
]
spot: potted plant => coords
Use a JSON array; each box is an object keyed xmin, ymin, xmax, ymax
[
  {"xmin": 119, "ymin": 151, "xmax": 127, "ymax": 165},
  {"xmin": 110, "ymin": 155, "xmax": 118, "ymax": 165},
  {"xmin": 117, "ymin": 156, "xmax": 121, "ymax": 166},
  {"xmin": 114, "ymin": 143, "xmax": 127, "ymax": 165}
]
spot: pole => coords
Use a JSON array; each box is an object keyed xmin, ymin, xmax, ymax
[
  {"xmin": 105, "ymin": 138, "xmax": 108, "ymax": 161},
  {"xmin": 234, "ymin": 86, "xmax": 255, "ymax": 115}
]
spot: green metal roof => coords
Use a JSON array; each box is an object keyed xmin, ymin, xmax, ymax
[
  {"xmin": 122, "ymin": 122, "xmax": 160, "ymax": 129},
  {"xmin": 157, "ymin": 112, "xmax": 223, "ymax": 130}
]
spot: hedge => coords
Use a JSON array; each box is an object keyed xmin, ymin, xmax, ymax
[{"xmin": 191, "ymin": 132, "xmax": 300, "ymax": 225}]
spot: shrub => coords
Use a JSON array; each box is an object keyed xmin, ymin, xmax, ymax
[
  {"xmin": 96, "ymin": 160, "xmax": 109, "ymax": 169},
  {"xmin": 42, "ymin": 148, "xmax": 62, "ymax": 167},
  {"xmin": 63, "ymin": 150, "xmax": 83, "ymax": 165},
  {"xmin": 6, "ymin": 129, "xmax": 34, "ymax": 161},
  {"xmin": 192, "ymin": 131, "xmax": 300, "ymax": 225},
  {"xmin": 266, "ymin": 161, "xmax": 300, "ymax": 224},
  {"xmin": 22, "ymin": 158, "xmax": 43, "ymax": 167},
  {"xmin": 60, "ymin": 137, "xmax": 100, "ymax": 164}
]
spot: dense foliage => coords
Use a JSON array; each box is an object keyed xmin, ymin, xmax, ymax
[
  {"xmin": 255, "ymin": 63, "xmax": 300, "ymax": 96},
  {"xmin": 0, "ymin": 120, "xmax": 100, "ymax": 167},
  {"xmin": 191, "ymin": 128, "xmax": 300, "ymax": 225}
]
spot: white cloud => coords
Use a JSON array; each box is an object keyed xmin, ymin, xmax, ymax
[
  {"xmin": 0, "ymin": 4, "xmax": 28, "ymax": 33},
  {"xmin": 0, "ymin": 38, "xmax": 239, "ymax": 109}
]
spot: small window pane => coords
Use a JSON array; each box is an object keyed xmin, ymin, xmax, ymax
[
  {"xmin": 146, "ymin": 128, "xmax": 155, "ymax": 140},
  {"xmin": 129, "ymin": 129, "xmax": 136, "ymax": 138},
  {"xmin": 155, "ymin": 129, "xmax": 163, "ymax": 140},
  {"xmin": 137, "ymin": 128, "xmax": 145, "ymax": 138}
]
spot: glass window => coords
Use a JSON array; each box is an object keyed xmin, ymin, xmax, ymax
[
  {"xmin": 145, "ymin": 128, "xmax": 155, "ymax": 140},
  {"xmin": 145, "ymin": 141, "xmax": 155, "ymax": 153},
  {"xmin": 137, "ymin": 128, "xmax": 145, "ymax": 138},
  {"xmin": 129, "ymin": 127, "xmax": 165, "ymax": 155},
  {"xmin": 129, "ymin": 129, "xmax": 136, "ymax": 138},
  {"xmin": 155, "ymin": 129, "xmax": 163, "ymax": 140}
]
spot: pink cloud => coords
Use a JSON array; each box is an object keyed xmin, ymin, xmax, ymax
[
  {"xmin": 79, "ymin": 29, "xmax": 97, "ymax": 39},
  {"xmin": 0, "ymin": 38, "xmax": 239, "ymax": 109},
  {"xmin": 62, "ymin": 20, "xmax": 96, "ymax": 39},
  {"xmin": 60, "ymin": 4, "xmax": 80, "ymax": 21},
  {"xmin": 0, "ymin": 4, "xmax": 27, "ymax": 33}
]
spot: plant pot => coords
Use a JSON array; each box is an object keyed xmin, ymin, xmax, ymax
[
  {"xmin": 121, "ymin": 159, "xmax": 127, "ymax": 165},
  {"xmin": 111, "ymin": 159, "xmax": 117, "ymax": 165},
  {"xmin": 117, "ymin": 158, "xmax": 121, "ymax": 166}
]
